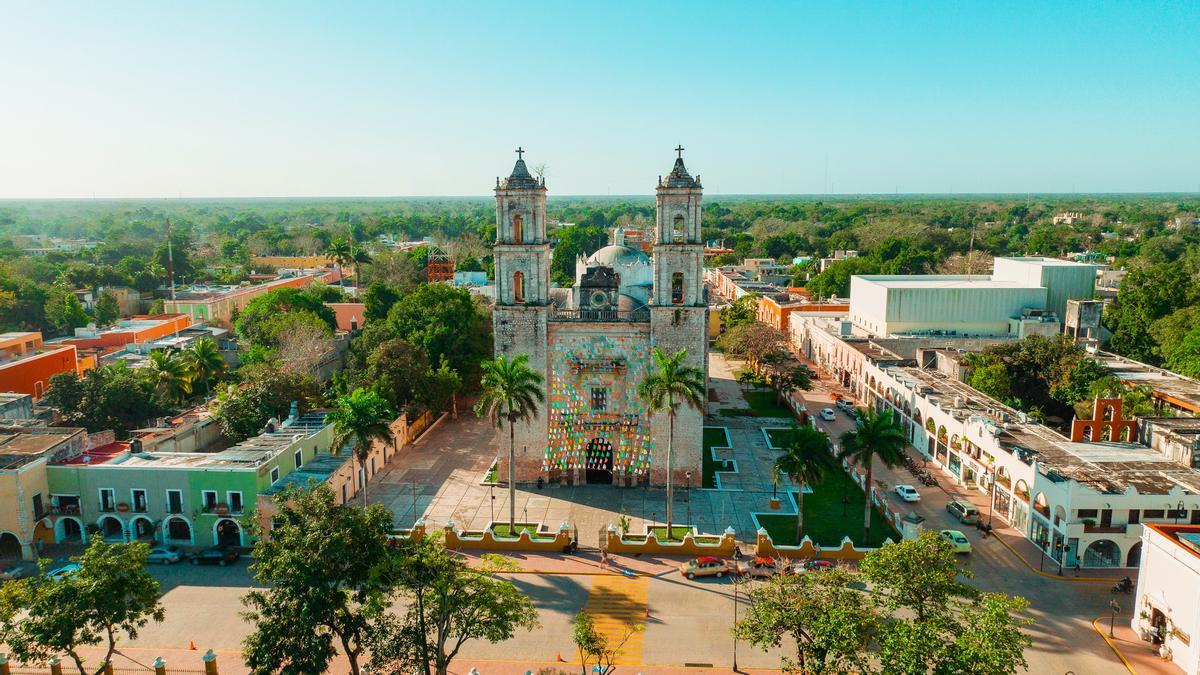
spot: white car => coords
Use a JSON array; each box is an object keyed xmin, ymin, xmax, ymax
[
  {"xmin": 147, "ymin": 545, "xmax": 185, "ymax": 565},
  {"xmin": 820, "ymin": 408, "xmax": 836, "ymax": 421},
  {"xmin": 940, "ymin": 530, "xmax": 972, "ymax": 554},
  {"xmin": 894, "ymin": 485, "xmax": 920, "ymax": 502}
]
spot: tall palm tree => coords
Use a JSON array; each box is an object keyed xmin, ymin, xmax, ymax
[
  {"xmin": 326, "ymin": 239, "xmax": 353, "ymax": 289},
  {"xmin": 182, "ymin": 337, "xmax": 224, "ymax": 396},
  {"xmin": 146, "ymin": 350, "xmax": 193, "ymax": 404},
  {"xmin": 475, "ymin": 354, "xmax": 544, "ymax": 533},
  {"xmin": 637, "ymin": 348, "xmax": 705, "ymax": 540},
  {"xmin": 351, "ymin": 247, "xmax": 372, "ymax": 290},
  {"xmin": 838, "ymin": 407, "xmax": 909, "ymax": 546},
  {"xmin": 773, "ymin": 424, "xmax": 837, "ymax": 545},
  {"xmin": 328, "ymin": 388, "xmax": 395, "ymax": 506}
]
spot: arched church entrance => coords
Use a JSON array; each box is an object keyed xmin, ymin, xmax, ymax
[{"xmin": 585, "ymin": 438, "xmax": 614, "ymax": 485}]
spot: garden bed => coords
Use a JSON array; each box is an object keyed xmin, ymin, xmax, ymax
[
  {"xmin": 755, "ymin": 470, "xmax": 900, "ymax": 548},
  {"xmin": 702, "ymin": 426, "xmax": 734, "ymax": 488}
]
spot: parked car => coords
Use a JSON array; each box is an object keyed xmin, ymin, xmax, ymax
[
  {"xmin": 45, "ymin": 563, "xmax": 81, "ymax": 581},
  {"xmin": 894, "ymin": 485, "xmax": 921, "ymax": 503},
  {"xmin": 679, "ymin": 556, "xmax": 731, "ymax": 580},
  {"xmin": 744, "ymin": 557, "xmax": 792, "ymax": 578},
  {"xmin": 946, "ymin": 500, "xmax": 981, "ymax": 525},
  {"xmin": 820, "ymin": 408, "xmax": 836, "ymax": 421},
  {"xmin": 0, "ymin": 564, "xmax": 27, "ymax": 580},
  {"xmin": 836, "ymin": 399, "xmax": 855, "ymax": 412},
  {"xmin": 147, "ymin": 545, "xmax": 185, "ymax": 565},
  {"xmin": 940, "ymin": 529, "xmax": 972, "ymax": 554},
  {"xmin": 191, "ymin": 546, "xmax": 240, "ymax": 566}
]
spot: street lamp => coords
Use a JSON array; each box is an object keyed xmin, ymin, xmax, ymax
[
  {"xmin": 732, "ymin": 576, "xmax": 741, "ymax": 672},
  {"xmin": 1109, "ymin": 599, "xmax": 1121, "ymax": 638},
  {"xmin": 1176, "ymin": 500, "xmax": 1186, "ymax": 525},
  {"xmin": 685, "ymin": 471, "xmax": 692, "ymax": 533}
]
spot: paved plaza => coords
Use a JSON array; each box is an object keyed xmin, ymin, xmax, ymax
[{"xmin": 371, "ymin": 352, "xmax": 814, "ymax": 546}]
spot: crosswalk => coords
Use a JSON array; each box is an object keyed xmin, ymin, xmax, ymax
[{"xmin": 583, "ymin": 574, "xmax": 647, "ymax": 665}]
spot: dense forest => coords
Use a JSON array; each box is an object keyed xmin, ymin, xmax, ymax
[{"xmin": 2, "ymin": 193, "xmax": 1199, "ymax": 376}]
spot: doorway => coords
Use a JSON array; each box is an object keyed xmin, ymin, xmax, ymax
[{"xmin": 585, "ymin": 438, "xmax": 614, "ymax": 485}]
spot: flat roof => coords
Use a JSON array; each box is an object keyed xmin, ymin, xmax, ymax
[
  {"xmin": 999, "ymin": 256, "xmax": 1097, "ymax": 267},
  {"xmin": 1145, "ymin": 524, "xmax": 1200, "ymax": 562},
  {"xmin": 260, "ymin": 454, "xmax": 351, "ymax": 496},
  {"xmin": 0, "ymin": 427, "xmax": 85, "ymax": 470},
  {"xmin": 854, "ymin": 275, "xmax": 1041, "ymax": 290}
]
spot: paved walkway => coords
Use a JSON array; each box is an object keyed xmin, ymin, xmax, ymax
[{"xmin": 370, "ymin": 354, "xmax": 812, "ymax": 547}]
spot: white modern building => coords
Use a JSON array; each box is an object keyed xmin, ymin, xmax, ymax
[
  {"xmin": 848, "ymin": 256, "xmax": 1096, "ymax": 338},
  {"xmin": 1132, "ymin": 524, "xmax": 1200, "ymax": 672}
]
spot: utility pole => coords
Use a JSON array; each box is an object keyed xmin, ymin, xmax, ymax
[{"xmin": 166, "ymin": 218, "xmax": 176, "ymax": 301}]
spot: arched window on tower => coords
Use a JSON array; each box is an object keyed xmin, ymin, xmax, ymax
[
  {"xmin": 672, "ymin": 214, "xmax": 685, "ymax": 243},
  {"xmin": 512, "ymin": 214, "xmax": 523, "ymax": 243},
  {"xmin": 513, "ymin": 271, "xmax": 525, "ymax": 304},
  {"xmin": 671, "ymin": 272, "xmax": 684, "ymax": 305}
]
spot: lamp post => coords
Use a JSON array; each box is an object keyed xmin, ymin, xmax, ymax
[
  {"xmin": 987, "ymin": 467, "xmax": 996, "ymax": 530},
  {"xmin": 489, "ymin": 484, "xmax": 495, "ymax": 523},
  {"xmin": 685, "ymin": 471, "xmax": 692, "ymax": 535},
  {"xmin": 1109, "ymin": 599, "xmax": 1121, "ymax": 638},
  {"xmin": 732, "ymin": 576, "xmax": 740, "ymax": 672}
]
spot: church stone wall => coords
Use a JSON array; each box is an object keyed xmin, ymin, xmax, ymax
[
  {"xmin": 648, "ymin": 306, "xmax": 709, "ymax": 484},
  {"xmin": 493, "ymin": 306, "xmax": 550, "ymax": 483}
]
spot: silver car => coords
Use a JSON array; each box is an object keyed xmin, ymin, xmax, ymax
[{"xmin": 147, "ymin": 545, "xmax": 185, "ymax": 564}]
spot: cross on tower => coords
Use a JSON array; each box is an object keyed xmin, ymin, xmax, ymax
[
  {"xmin": 675, "ymin": 145, "xmax": 684, "ymax": 159},
  {"xmin": 515, "ymin": 147, "xmax": 524, "ymax": 160}
]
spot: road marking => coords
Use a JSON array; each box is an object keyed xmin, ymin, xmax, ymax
[
  {"xmin": 1091, "ymin": 617, "xmax": 1137, "ymax": 674},
  {"xmin": 584, "ymin": 574, "xmax": 647, "ymax": 665}
]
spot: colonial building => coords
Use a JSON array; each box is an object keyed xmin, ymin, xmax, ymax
[{"xmin": 491, "ymin": 149, "xmax": 708, "ymax": 487}]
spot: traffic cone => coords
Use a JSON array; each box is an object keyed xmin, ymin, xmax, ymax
[
  {"xmin": 188, "ymin": 640, "xmax": 196, "ymax": 651},
  {"xmin": 644, "ymin": 606, "xmax": 651, "ymax": 618},
  {"xmin": 556, "ymin": 651, "xmax": 566, "ymax": 663}
]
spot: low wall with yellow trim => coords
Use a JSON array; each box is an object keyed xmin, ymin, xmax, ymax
[
  {"xmin": 442, "ymin": 522, "xmax": 572, "ymax": 552},
  {"xmin": 753, "ymin": 529, "xmax": 892, "ymax": 560},
  {"xmin": 388, "ymin": 522, "xmax": 426, "ymax": 543},
  {"xmin": 604, "ymin": 526, "xmax": 738, "ymax": 557}
]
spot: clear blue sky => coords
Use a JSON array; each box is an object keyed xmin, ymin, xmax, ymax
[{"xmin": 2, "ymin": 2, "xmax": 1197, "ymax": 197}]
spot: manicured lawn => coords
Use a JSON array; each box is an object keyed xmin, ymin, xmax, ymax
[
  {"xmin": 649, "ymin": 526, "xmax": 697, "ymax": 541},
  {"xmin": 743, "ymin": 390, "xmax": 794, "ymax": 418},
  {"xmin": 765, "ymin": 427, "xmax": 796, "ymax": 449},
  {"xmin": 702, "ymin": 426, "xmax": 733, "ymax": 488},
  {"xmin": 489, "ymin": 523, "xmax": 556, "ymax": 540},
  {"xmin": 483, "ymin": 461, "xmax": 497, "ymax": 484},
  {"xmin": 757, "ymin": 469, "xmax": 901, "ymax": 547}
]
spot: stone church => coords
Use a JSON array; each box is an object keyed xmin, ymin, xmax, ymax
[{"xmin": 491, "ymin": 149, "xmax": 708, "ymax": 487}]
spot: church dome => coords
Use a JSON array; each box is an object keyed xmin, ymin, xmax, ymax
[{"xmin": 586, "ymin": 244, "xmax": 650, "ymax": 268}]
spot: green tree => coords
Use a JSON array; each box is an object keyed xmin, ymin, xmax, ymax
[
  {"xmin": 182, "ymin": 337, "xmax": 225, "ymax": 396},
  {"xmin": 326, "ymin": 238, "xmax": 354, "ymax": 289},
  {"xmin": 719, "ymin": 293, "xmax": 760, "ymax": 330},
  {"xmin": 45, "ymin": 364, "xmax": 162, "ymax": 437},
  {"xmin": 327, "ymin": 388, "xmax": 396, "ymax": 506},
  {"xmin": 549, "ymin": 225, "xmax": 608, "ymax": 286},
  {"xmin": 1106, "ymin": 262, "xmax": 1196, "ymax": 362},
  {"xmin": 0, "ymin": 541, "xmax": 165, "ymax": 675},
  {"xmin": 860, "ymin": 531, "xmax": 975, "ymax": 622},
  {"xmin": 44, "ymin": 283, "xmax": 89, "ymax": 334},
  {"xmin": 838, "ymin": 408, "xmax": 908, "ymax": 546},
  {"xmin": 475, "ymin": 354, "xmax": 545, "ymax": 532},
  {"xmin": 1049, "ymin": 357, "xmax": 1110, "ymax": 407},
  {"xmin": 144, "ymin": 349, "xmax": 194, "ymax": 404},
  {"xmin": 235, "ymin": 287, "xmax": 337, "ymax": 349},
  {"xmin": 968, "ymin": 363, "xmax": 1013, "ymax": 403},
  {"xmin": 362, "ymin": 338, "xmax": 429, "ymax": 412},
  {"xmin": 773, "ymin": 424, "xmax": 837, "ymax": 544},
  {"xmin": 362, "ymin": 281, "xmax": 401, "ymax": 321},
  {"xmin": 210, "ymin": 365, "xmax": 321, "ymax": 442},
  {"xmin": 937, "ymin": 593, "xmax": 1033, "ymax": 675},
  {"xmin": 422, "ymin": 356, "xmax": 463, "ymax": 417},
  {"xmin": 637, "ymin": 348, "xmax": 706, "ymax": 538},
  {"xmin": 572, "ymin": 610, "xmax": 640, "ymax": 675},
  {"xmin": 92, "ymin": 292, "xmax": 120, "ymax": 326},
  {"xmin": 733, "ymin": 567, "xmax": 876, "ymax": 674},
  {"xmin": 242, "ymin": 484, "xmax": 396, "ymax": 675},
  {"xmin": 388, "ymin": 283, "xmax": 492, "ymax": 386},
  {"xmin": 717, "ymin": 322, "xmax": 788, "ymax": 378}
]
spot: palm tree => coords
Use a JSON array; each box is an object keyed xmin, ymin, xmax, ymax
[
  {"xmin": 351, "ymin": 247, "xmax": 371, "ymax": 290},
  {"xmin": 327, "ymin": 388, "xmax": 395, "ymax": 506},
  {"xmin": 838, "ymin": 407, "xmax": 909, "ymax": 546},
  {"xmin": 326, "ymin": 239, "xmax": 353, "ymax": 289},
  {"xmin": 637, "ymin": 348, "xmax": 705, "ymax": 540},
  {"xmin": 146, "ymin": 350, "xmax": 193, "ymax": 404},
  {"xmin": 475, "ymin": 354, "xmax": 544, "ymax": 533},
  {"xmin": 773, "ymin": 424, "xmax": 837, "ymax": 545},
  {"xmin": 182, "ymin": 337, "xmax": 224, "ymax": 396}
]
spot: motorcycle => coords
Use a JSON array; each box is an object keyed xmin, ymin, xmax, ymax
[{"xmin": 1111, "ymin": 577, "xmax": 1133, "ymax": 594}]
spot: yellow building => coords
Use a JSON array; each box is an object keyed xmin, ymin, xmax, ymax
[{"xmin": 0, "ymin": 426, "xmax": 88, "ymax": 559}]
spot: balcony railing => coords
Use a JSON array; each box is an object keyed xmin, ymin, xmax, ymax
[
  {"xmin": 550, "ymin": 308, "xmax": 650, "ymax": 323},
  {"xmin": 1084, "ymin": 523, "xmax": 1128, "ymax": 534}
]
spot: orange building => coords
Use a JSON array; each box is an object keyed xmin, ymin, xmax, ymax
[
  {"xmin": 0, "ymin": 332, "xmax": 80, "ymax": 399},
  {"xmin": 326, "ymin": 303, "xmax": 366, "ymax": 332},
  {"xmin": 756, "ymin": 294, "xmax": 851, "ymax": 332},
  {"xmin": 61, "ymin": 314, "xmax": 192, "ymax": 350}
]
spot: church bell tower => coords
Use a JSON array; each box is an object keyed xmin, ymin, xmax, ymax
[{"xmin": 648, "ymin": 146, "xmax": 708, "ymax": 485}]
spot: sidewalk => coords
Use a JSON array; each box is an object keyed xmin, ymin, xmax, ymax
[
  {"xmin": 1094, "ymin": 614, "xmax": 1186, "ymax": 675},
  {"xmin": 458, "ymin": 548, "xmax": 702, "ymax": 578}
]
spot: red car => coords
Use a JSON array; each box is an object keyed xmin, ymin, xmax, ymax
[
  {"xmin": 744, "ymin": 557, "xmax": 793, "ymax": 578},
  {"xmin": 801, "ymin": 559, "xmax": 833, "ymax": 571}
]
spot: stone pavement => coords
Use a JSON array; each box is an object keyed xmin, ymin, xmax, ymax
[{"xmin": 370, "ymin": 353, "xmax": 813, "ymax": 547}]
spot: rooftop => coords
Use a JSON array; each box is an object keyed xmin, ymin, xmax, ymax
[
  {"xmin": 854, "ymin": 274, "xmax": 1040, "ymax": 290},
  {"xmin": 260, "ymin": 453, "xmax": 351, "ymax": 496},
  {"xmin": 1095, "ymin": 350, "xmax": 1200, "ymax": 413},
  {"xmin": 1144, "ymin": 524, "xmax": 1200, "ymax": 561},
  {"xmin": 0, "ymin": 426, "xmax": 86, "ymax": 471}
]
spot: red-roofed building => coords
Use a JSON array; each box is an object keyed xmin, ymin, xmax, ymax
[{"xmin": 1133, "ymin": 524, "xmax": 1200, "ymax": 671}]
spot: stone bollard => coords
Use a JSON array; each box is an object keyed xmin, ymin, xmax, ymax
[
  {"xmin": 49, "ymin": 656, "xmax": 63, "ymax": 675},
  {"xmin": 153, "ymin": 657, "xmax": 167, "ymax": 675},
  {"xmin": 202, "ymin": 649, "xmax": 219, "ymax": 675},
  {"xmin": 0, "ymin": 653, "xmax": 10, "ymax": 675}
]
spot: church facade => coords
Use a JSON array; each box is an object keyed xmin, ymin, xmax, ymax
[{"xmin": 491, "ymin": 150, "xmax": 708, "ymax": 487}]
